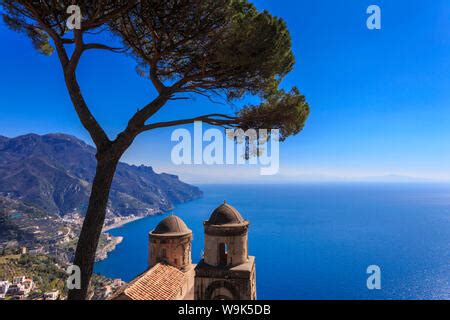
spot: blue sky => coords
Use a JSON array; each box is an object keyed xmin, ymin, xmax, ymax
[{"xmin": 0, "ymin": 0, "xmax": 449, "ymax": 183}]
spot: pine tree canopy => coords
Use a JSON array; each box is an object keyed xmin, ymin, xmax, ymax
[{"xmin": 2, "ymin": 0, "xmax": 309, "ymax": 141}]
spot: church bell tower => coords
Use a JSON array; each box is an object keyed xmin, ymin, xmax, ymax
[{"xmin": 194, "ymin": 201, "xmax": 256, "ymax": 300}]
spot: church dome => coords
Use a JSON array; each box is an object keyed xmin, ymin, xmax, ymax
[
  {"xmin": 208, "ymin": 202, "xmax": 245, "ymax": 225},
  {"xmin": 152, "ymin": 215, "xmax": 191, "ymax": 235}
]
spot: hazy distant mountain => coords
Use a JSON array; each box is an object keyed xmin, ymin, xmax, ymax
[
  {"xmin": 0, "ymin": 133, "xmax": 202, "ymax": 217},
  {"xmin": 353, "ymin": 174, "xmax": 433, "ymax": 183}
]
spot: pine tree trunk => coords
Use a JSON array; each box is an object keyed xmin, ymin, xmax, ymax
[{"xmin": 67, "ymin": 153, "xmax": 120, "ymax": 300}]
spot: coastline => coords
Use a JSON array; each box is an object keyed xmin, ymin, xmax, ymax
[
  {"xmin": 96, "ymin": 216, "xmax": 152, "ymax": 262},
  {"xmin": 97, "ymin": 212, "xmax": 166, "ymax": 261},
  {"xmin": 102, "ymin": 215, "xmax": 148, "ymax": 232},
  {"xmin": 95, "ymin": 236, "xmax": 124, "ymax": 262}
]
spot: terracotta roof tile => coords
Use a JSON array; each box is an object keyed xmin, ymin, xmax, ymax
[{"xmin": 112, "ymin": 263, "xmax": 186, "ymax": 300}]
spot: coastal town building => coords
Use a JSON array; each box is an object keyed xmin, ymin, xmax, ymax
[
  {"xmin": 12, "ymin": 276, "xmax": 25, "ymax": 285},
  {"xmin": 5, "ymin": 276, "xmax": 34, "ymax": 299},
  {"xmin": 43, "ymin": 291, "xmax": 60, "ymax": 300},
  {"xmin": 0, "ymin": 281, "xmax": 10, "ymax": 299},
  {"xmin": 112, "ymin": 202, "xmax": 256, "ymax": 300},
  {"xmin": 22, "ymin": 278, "xmax": 34, "ymax": 294}
]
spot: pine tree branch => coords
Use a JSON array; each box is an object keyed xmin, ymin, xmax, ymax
[{"xmin": 142, "ymin": 114, "xmax": 238, "ymax": 131}]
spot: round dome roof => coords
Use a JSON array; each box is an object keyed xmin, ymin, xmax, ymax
[
  {"xmin": 208, "ymin": 202, "xmax": 245, "ymax": 225},
  {"xmin": 152, "ymin": 215, "xmax": 191, "ymax": 235}
]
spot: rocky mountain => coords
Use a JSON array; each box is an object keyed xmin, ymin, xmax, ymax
[{"xmin": 0, "ymin": 133, "xmax": 202, "ymax": 218}]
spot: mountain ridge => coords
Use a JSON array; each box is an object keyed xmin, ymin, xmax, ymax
[{"xmin": 0, "ymin": 133, "xmax": 202, "ymax": 217}]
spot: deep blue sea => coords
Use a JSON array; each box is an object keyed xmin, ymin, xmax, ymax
[{"xmin": 94, "ymin": 183, "xmax": 450, "ymax": 300}]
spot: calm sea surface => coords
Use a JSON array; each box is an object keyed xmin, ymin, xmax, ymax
[{"xmin": 94, "ymin": 183, "xmax": 450, "ymax": 299}]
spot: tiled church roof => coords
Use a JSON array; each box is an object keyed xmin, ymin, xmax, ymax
[{"xmin": 112, "ymin": 263, "xmax": 185, "ymax": 300}]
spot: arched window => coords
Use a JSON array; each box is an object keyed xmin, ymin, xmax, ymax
[
  {"xmin": 205, "ymin": 280, "xmax": 240, "ymax": 300},
  {"xmin": 218, "ymin": 243, "xmax": 228, "ymax": 266}
]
